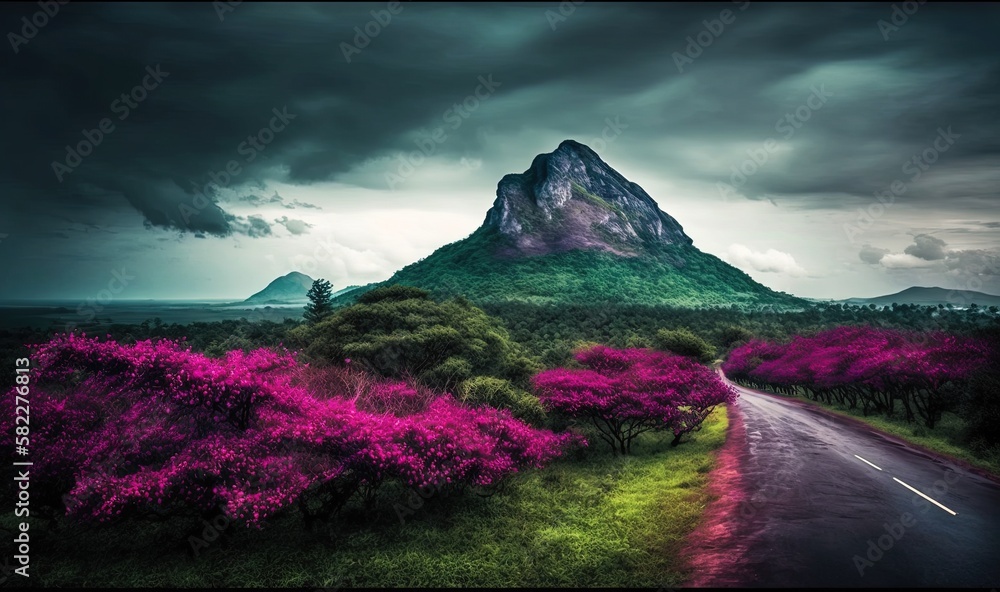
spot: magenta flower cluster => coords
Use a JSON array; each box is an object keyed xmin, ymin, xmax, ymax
[
  {"xmin": 722, "ymin": 326, "xmax": 991, "ymax": 427},
  {"xmin": 532, "ymin": 346, "xmax": 737, "ymax": 454},
  {"xmin": 5, "ymin": 334, "xmax": 581, "ymax": 528}
]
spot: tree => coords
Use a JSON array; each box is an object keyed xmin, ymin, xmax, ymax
[
  {"xmin": 716, "ymin": 324, "xmax": 754, "ymax": 348},
  {"xmin": 303, "ymin": 279, "xmax": 335, "ymax": 324},
  {"xmin": 533, "ymin": 346, "xmax": 736, "ymax": 454},
  {"xmin": 289, "ymin": 285, "xmax": 541, "ymax": 395},
  {"xmin": 2, "ymin": 333, "xmax": 580, "ymax": 531},
  {"xmin": 357, "ymin": 284, "xmax": 430, "ymax": 304},
  {"xmin": 722, "ymin": 326, "xmax": 991, "ymax": 427},
  {"xmin": 653, "ymin": 327, "xmax": 716, "ymax": 363}
]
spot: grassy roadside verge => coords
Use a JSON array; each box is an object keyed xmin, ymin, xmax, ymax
[
  {"xmin": 745, "ymin": 384, "xmax": 1000, "ymax": 479},
  {"xmin": 10, "ymin": 407, "xmax": 729, "ymax": 587}
]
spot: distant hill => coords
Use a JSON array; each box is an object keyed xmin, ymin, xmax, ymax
[
  {"xmin": 335, "ymin": 139, "xmax": 806, "ymax": 309},
  {"xmin": 244, "ymin": 272, "xmax": 315, "ymax": 304},
  {"xmin": 841, "ymin": 286, "xmax": 1000, "ymax": 308}
]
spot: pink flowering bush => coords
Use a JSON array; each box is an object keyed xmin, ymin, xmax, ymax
[
  {"xmin": 533, "ymin": 346, "xmax": 737, "ymax": 454},
  {"xmin": 722, "ymin": 326, "xmax": 991, "ymax": 427},
  {"xmin": 3, "ymin": 333, "xmax": 581, "ymax": 530}
]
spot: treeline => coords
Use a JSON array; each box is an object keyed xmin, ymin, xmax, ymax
[
  {"xmin": 482, "ymin": 301, "xmax": 1000, "ymax": 366},
  {"xmin": 2, "ymin": 300, "xmax": 997, "ymax": 387},
  {"xmin": 722, "ymin": 326, "xmax": 1000, "ymax": 452}
]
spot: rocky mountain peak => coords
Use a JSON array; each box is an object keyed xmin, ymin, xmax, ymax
[{"xmin": 483, "ymin": 139, "xmax": 693, "ymax": 257}]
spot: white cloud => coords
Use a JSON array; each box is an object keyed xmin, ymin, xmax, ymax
[
  {"xmin": 880, "ymin": 253, "xmax": 936, "ymax": 269},
  {"xmin": 725, "ymin": 244, "xmax": 807, "ymax": 276},
  {"xmin": 274, "ymin": 216, "xmax": 312, "ymax": 235}
]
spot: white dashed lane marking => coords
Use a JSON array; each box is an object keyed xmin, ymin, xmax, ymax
[
  {"xmin": 893, "ymin": 477, "xmax": 958, "ymax": 516},
  {"xmin": 854, "ymin": 454, "xmax": 883, "ymax": 471}
]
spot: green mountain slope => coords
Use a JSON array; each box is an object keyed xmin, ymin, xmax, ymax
[
  {"xmin": 337, "ymin": 226, "xmax": 804, "ymax": 308},
  {"xmin": 336, "ymin": 140, "xmax": 807, "ymax": 309}
]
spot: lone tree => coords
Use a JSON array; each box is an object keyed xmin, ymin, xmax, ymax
[
  {"xmin": 303, "ymin": 279, "xmax": 334, "ymax": 324},
  {"xmin": 533, "ymin": 346, "xmax": 736, "ymax": 454}
]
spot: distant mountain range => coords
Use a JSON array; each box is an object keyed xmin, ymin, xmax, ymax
[
  {"xmin": 334, "ymin": 139, "xmax": 806, "ymax": 309},
  {"xmin": 839, "ymin": 286, "xmax": 1000, "ymax": 308}
]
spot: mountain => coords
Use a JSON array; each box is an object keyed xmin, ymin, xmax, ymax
[
  {"xmin": 337, "ymin": 140, "xmax": 807, "ymax": 308},
  {"xmin": 484, "ymin": 139, "xmax": 693, "ymax": 257},
  {"xmin": 841, "ymin": 286, "xmax": 1000, "ymax": 308},
  {"xmin": 244, "ymin": 272, "xmax": 315, "ymax": 304}
]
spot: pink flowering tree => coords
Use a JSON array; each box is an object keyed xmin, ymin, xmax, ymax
[
  {"xmin": 532, "ymin": 346, "xmax": 737, "ymax": 454},
  {"xmin": 722, "ymin": 326, "xmax": 991, "ymax": 427},
  {"xmin": 3, "ymin": 333, "xmax": 582, "ymax": 531}
]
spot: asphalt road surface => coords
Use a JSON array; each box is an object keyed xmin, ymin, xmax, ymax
[{"xmin": 689, "ymin": 372, "xmax": 1000, "ymax": 587}]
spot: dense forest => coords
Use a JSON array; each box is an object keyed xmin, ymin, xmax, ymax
[
  {"xmin": 333, "ymin": 226, "xmax": 807, "ymax": 309},
  {"xmin": 3, "ymin": 299, "xmax": 997, "ymax": 386}
]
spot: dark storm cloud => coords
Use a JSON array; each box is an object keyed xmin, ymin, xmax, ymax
[
  {"xmin": 239, "ymin": 192, "xmax": 284, "ymax": 207},
  {"xmin": 238, "ymin": 190, "xmax": 318, "ymax": 210},
  {"xmin": 235, "ymin": 215, "xmax": 272, "ymax": 238},
  {"xmin": 286, "ymin": 199, "xmax": 321, "ymax": 210},
  {"xmin": 859, "ymin": 244, "xmax": 890, "ymax": 264},
  {"xmin": 1, "ymin": 1, "xmax": 999, "ymax": 239},
  {"xmin": 904, "ymin": 234, "xmax": 947, "ymax": 261},
  {"xmin": 861, "ymin": 234, "xmax": 1000, "ymax": 276},
  {"xmin": 945, "ymin": 249, "xmax": 1000, "ymax": 277}
]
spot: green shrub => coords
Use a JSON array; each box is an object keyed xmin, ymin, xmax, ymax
[
  {"xmin": 652, "ymin": 328, "xmax": 715, "ymax": 363},
  {"xmin": 289, "ymin": 289, "xmax": 540, "ymax": 391},
  {"xmin": 459, "ymin": 376, "xmax": 546, "ymax": 424}
]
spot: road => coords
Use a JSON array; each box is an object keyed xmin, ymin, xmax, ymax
[{"xmin": 686, "ymin": 372, "xmax": 1000, "ymax": 587}]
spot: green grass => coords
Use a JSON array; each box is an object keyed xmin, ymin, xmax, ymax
[
  {"xmin": 777, "ymin": 387, "xmax": 1000, "ymax": 477},
  {"xmin": 14, "ymin": 407, "xmax": 729, "ymax": 587}
]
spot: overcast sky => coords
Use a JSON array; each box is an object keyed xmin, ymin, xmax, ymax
[{"xmin": 1, "ymin": 2, "xmax": 998, "ymax": 301}]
